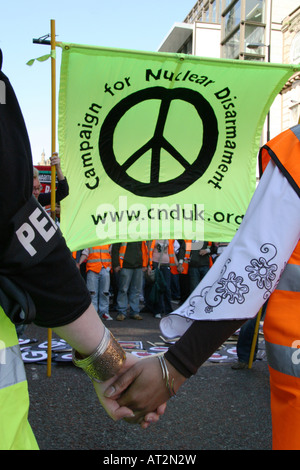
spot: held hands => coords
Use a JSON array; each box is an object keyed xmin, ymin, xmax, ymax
[
  {"xmin": 93, "ymin": 353, "xmax": 167, "ymax": 427},
  {"xmin": 103, "ymin": 355, "xmax": 186, "ymax": 428}
]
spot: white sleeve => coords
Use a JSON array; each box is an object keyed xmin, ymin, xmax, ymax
[{"xmin": 160, "ymin": 161, "xmax": 300, "ymax": 338}]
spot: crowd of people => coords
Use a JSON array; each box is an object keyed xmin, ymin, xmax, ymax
[{"xmin": 70, "ymin": 240, "xmax": 230, "ymax": 322}]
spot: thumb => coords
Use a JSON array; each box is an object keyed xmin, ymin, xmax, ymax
[{"xmin": 104, "ymin": 365, "xmax": 140, "ymax": 398}]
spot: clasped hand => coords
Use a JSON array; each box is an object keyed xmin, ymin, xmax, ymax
[{"xmin": 94, "ymin": 354, "xmax": 185, "ymax": 428}]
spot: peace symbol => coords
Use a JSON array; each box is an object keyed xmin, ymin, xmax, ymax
[{"xmin": 99, "ymin": 86, "xmax": 218, "ymax": 197}]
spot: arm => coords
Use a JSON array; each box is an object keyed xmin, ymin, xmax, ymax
[
  {"xmin": 53, "ymin": 304, "xmax": 166, "ymax": 423},
  {"xmin": 38, "ymin": 154, "xmax": 69, "ymax": 206},
  {"xmin": 53, "ymin": 303, "xmax": 136, "ymax": 420},
  {"xmin": 105, "ymin": 318, "xmax": 244, "ymax": 425},
  {"xmin": 77, "ymin": 249, "xmax": 89, "ymax": 269},
  {"xmin": 0, "ymin": 61, "xmax": 153, "ymax": 425},
  {"xmin": 111, "ymin": 243, "xmax": 121, "ymax": 272},
  {"xmin": 51, "ymin": 153, "xmax": 69, "ymax": 203},
  {"xmin": 105, "ymin": 161, "xmax": 300, "ymax": 422},
  {"xmin": 176, "ymin": 240, "xmax": 186, "ymax": 273},
  {"xmin": 50, "ymin": 152, "xmax": 65, "ymax": 181}
]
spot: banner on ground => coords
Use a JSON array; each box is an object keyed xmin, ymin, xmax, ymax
[{"xmin": 58, "ymin": 43, "xmax": 300, "ymax": 250}]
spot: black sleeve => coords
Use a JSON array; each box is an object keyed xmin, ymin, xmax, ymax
[
  {"xmin": 38, "ymin": 178, "xmax": 69, "ymax": 206},
  {"xmin": 0, "ymin": 52, "xmax": 91, "ymax": 327},
  {"xmin": 111, "ymin": 243, "xmax": 121, "ymax": 268},
  {"xmin": 8, "ymin": 236, "xmax": 91, "ymax": 328},
  {"xmin": 165, "ymin": 319, "xmax": 246, "ymax": 378},
  {"xmin": 210, "ymin": 243, "xmax": 218, "ymax": 255},
  {"xmin": 0, "ymin": 62, "xmax": 33, "ymax": 251},
  {"xmin": 177, "ymin": 240, "xmax": 186, "ymax": 261}
]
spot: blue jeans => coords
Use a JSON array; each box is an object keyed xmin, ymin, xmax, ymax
[
  {"xmin": 188, "ymin": 265, "xmax": 209, "ymax": 293},
  {"xmin": 116, "ymin": 268, "xmax": 143, "ymax": 317},
  {"xmin": 86, "ymin": 267, "xmax": 110, "ymax": 317}
]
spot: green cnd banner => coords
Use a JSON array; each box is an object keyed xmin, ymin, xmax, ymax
[{"xmin": 58, "ymin": 43, "xmax": 300, "ymax": 250}]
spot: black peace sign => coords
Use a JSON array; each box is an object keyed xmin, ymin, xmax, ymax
[{"xmin": 99, "ymin": 86, "xmax": 218, "ymax": 197}]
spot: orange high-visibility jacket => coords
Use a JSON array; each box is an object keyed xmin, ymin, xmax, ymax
[
  {"xmin": 86, "ymin": 245, "xmax": 111, "ymax": 273},
  {"xmin": 180, "ymin": 240, "xmax": 213, "ymax": 273},
  {"xmin": 259, "ymin": 124, "xmax": 300, "ymax": 450},
  {"xmin": 180, "ymin": 240, "xmax": 192, "ymax": 274},
  {"xmin": 148, "ymin": 240, "xmax": 178, "ymax": 275}
]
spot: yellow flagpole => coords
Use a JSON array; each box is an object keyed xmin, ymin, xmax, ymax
[
  {"xmin": 248, "ymin": 307, "xmax": 263, "ymax": 369},
  {"xmin": 47, "ymin": 19, "xmax": 56, "ymax": 378}
]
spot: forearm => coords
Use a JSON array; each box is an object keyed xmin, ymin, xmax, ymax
[
  {"xmin": 165, "ymin": 319, "xmax": 245, "ymax": 378},
  {"xmin": 161, "ymin": 161, "xmax": 300, "ymax": 342},
  {"xmin": 55, "ymin": 178, "xmax": 69, "ymax": 202},
  {"xmin": 53, "ymin": 303, "xmax": 105, "ymax": 356},
  {"xmin": 54, "ymin": 303, "xmax": 140, "ymax": 421}
]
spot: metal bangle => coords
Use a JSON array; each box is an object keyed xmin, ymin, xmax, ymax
[
  {"xmin": 72, "ymin": 327, "xmax": 126, "ymax": 382},
  {"xmin": 157, "ymin": 354, "xmax": 176, "ymax": 398}
]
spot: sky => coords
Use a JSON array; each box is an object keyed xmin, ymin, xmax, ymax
[{"xmin": 0, "ymin": 0, "xmax": 196, "ymax": 163}]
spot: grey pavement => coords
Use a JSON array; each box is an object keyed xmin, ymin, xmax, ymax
[{"xmin": 24, "ymin": 309, "xmax": 272, "ymax": 451}]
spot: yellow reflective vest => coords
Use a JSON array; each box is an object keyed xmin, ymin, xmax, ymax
[{"xmin": 0, "ymin": 308, "xmax": 38, "ymax": 450}]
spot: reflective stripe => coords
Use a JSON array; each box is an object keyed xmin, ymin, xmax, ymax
[
  {"xmin": 86, "ymin": 257, "xmax": 111, "ymax": 263},
  {"xmin": 0, "ymin": 344, "xmax": 26, "ymax": 390},
  {"xmin": 276, "ymin": 263, "xmax": 300, "ymax": 292},
  {"xmin": 290, "ymin": 124, "xmax": 300, "ymax": 141},
  {"xmin": 265, "ymin": 340, "xmax": 300, "ymax": 378}
]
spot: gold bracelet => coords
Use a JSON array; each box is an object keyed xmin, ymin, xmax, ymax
[
  {"xmin": 157, "ymin": 354, "xmax": 176, "ymax": 398},
  {"xmin": 72, "ymin": 327, "xmax": 126, "ymax": 382}
]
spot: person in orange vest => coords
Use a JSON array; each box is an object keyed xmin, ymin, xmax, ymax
[
  {"xmin": 79, "ymin": 246, "xmax": 113, "ymax": 321},
  {"xmin": 111, "ymin": 242, "xmax": 148, "ymax": 321},
  {"xmin": 104, "ymin": 125, "xmax": 300, "ymax": 448},
  {"xmin": 147, "ymin": 240, "xmax": 178, "ymax": 318},
  {"xmin": 177, "ymin": 240, "xmax": 216, "ymax": 294}
]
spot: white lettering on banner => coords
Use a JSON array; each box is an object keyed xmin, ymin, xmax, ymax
[{"xmin": 15, "ymin": 208, "xmax": 58, "ymax": 256}]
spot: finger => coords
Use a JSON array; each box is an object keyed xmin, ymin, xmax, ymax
[
  {"xmin": 140, "ymin": 412, "xmax": 161, "ymax": 429},
  {"xmin": 143, "ymin": 412, "xmax": 161, "ymax": 424},
  {"xmin": 104, "ymin": 366, "xmax": 140, "ymax": 399},
  {"xmin": 156, "ymin": 403, "xmax": 167, "ymax": 416},
  {"xmin": 111, "ymin": 406, "xmax": 135, "ymax": 421},
  {"xmin": 122, "ymin": 408, "xmax": 147, "ymax": 425},
  {"xmin": 98, "ymin": 397, "xmax": 135, "ymax": 422},
  {"xmin": 140, "ymin": 403, "xmax": 167, "ymax": 429}
]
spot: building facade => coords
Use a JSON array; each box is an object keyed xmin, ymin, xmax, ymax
[
  {"xmin": 281, "ymin": 6, "xmax": 300, "ymax": 130},
  {"xmin": 158, "ymin": 0, "xmax": 300, "ymax": 140}
]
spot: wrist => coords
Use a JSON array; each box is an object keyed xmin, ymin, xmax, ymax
[
  {"xmin": 165, "ymin": 357, "xmax": 186, "ymax": 392},
  {"xmin": 157, "ymin": 355, "xmax": 186, "ymax": 397},
  {"xmin": 72, "ymin": 327, "xmax": 126, "ymax": 382}
]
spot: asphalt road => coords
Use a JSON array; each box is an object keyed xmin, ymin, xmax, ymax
[{"xmin": 24, "ymin": 309, "xmax": 272, "ymax": 451}]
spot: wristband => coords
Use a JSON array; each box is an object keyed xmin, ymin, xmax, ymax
[
  {"xmin": 158, "ymin": 354, "xmax": 176, "ymax": 398},
  {"xmin": 72, "ymin": 327, "xmax": 126, "ymax": 382}
]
